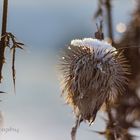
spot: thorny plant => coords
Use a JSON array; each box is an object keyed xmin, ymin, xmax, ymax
[
  {"xmin": 60, "ymin": 0, "xmax": 140, "ymax": 140},
  {"xmin": 59, "ymin": 20, "xmax": 130, "ymax": 140},
  {"xmin": 0, "ymin": 0, "xmax": 24, "ymax": 92}
]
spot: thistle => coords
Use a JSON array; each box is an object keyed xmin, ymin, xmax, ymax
[{"xmin": 59, "ymin": 25, "xmax": 130, "ymax": 140}]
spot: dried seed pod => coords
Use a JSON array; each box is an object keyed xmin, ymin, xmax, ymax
[{"xmin": 59, "ymin": 38, "xmax": 130, "ymax": 124}]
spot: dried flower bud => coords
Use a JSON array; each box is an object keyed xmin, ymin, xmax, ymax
[{"xmin": 59, "ymin": 38, "xmax": 130, "ymax": 123}]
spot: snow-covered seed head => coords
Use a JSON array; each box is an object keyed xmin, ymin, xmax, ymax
[{"xmin": 59, "ymin": 38, "xmax": 130, "ymax": 123}]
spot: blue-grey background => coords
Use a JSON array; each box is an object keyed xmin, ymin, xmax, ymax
[{"xmin": 0, "ymin": 0, "xmax": 138, "ymax": 140}]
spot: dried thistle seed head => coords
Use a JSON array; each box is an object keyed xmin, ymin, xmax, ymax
[{"xmin": 59, "ymin": 38, "xmax": 130, "ymax": 123}]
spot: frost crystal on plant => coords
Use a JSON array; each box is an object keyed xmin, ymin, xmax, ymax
[{"xmin": 60, "ymin": 38, "xmax": 130, "ymax": 123}]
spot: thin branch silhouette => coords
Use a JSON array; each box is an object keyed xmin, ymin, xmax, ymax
[{"xmin": 0, "ymin": 0, "xmax": 8, "ymax": 82}]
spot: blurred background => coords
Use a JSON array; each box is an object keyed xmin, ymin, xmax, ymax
[{"xmin": 0, "ymin": 0, "xmax": 138, "ymax": 140}]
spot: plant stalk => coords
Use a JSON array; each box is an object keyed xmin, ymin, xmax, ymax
[
  {"xmin": 0, "ymin": 0, "xmax": 8, "ymax": 82},
  {"xmin": 105, "ymin": 0, "xmax": 114, "ymax": 42}
]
